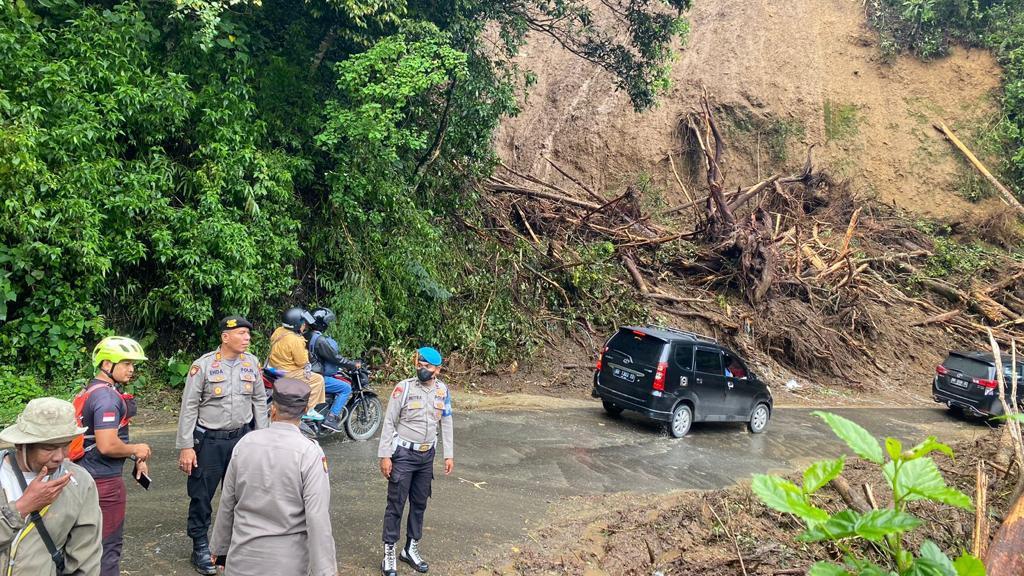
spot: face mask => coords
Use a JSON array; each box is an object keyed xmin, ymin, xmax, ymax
[{"xmin": 416, "ymin": 367, "xmax": 434, "ymax": 382}]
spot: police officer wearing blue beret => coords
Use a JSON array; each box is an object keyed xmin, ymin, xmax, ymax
[{"xmin": 377, "ymin": 347, "xmax": 453, "ymax": 575}]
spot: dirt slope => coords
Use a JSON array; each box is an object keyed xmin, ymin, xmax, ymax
[{"xmin": 496, "ymin": 0, "xmax": 1003, "ymax": 220}]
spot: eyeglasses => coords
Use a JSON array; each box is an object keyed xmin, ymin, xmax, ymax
[{"xmin": 415, "ymin": 359, "xmax": 437, "ymax": 369}]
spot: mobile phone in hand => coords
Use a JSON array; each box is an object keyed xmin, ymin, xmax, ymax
[{"xmin": 132, "ymin": 463, "xmax": 152, "ymax": 490}]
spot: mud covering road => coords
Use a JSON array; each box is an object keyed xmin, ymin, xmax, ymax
[{"xmin": 119, "ymin": 403, "xmax": 985, "ymax": 575}]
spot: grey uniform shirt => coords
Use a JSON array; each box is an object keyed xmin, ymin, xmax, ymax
[
  {"xmin": 176, "ymin": 349, "xmax": 269, "ymax": 449},
  {"xmin": 377, "ymin": 378, "xmax": 454, "ymax": 459},
  {"xmin": 210, "ymin": 422, "xmax": 336, "ymax": 576}
]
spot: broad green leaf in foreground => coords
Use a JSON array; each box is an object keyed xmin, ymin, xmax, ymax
[
  {"xmin": 803, "ymin": 456, "xmax": 845, "ymax": 495},
  {"xmin": 813, "ymin": 411, "xmax": 884, "ymax": 464},
  {"xmin": 751, "ymin": 474, "xmax": 829, "ymax": 523}
]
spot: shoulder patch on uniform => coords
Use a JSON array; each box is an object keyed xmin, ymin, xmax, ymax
[
  {"xmin": 392, "ymin": 385, "xmax": 404, "ymax": 399},
  {"xmin": 189, "ymin": 364, "xmax": 200, "ymax": 377}
]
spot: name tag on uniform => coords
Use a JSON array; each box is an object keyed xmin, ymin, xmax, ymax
[{"xmin": 408, "ymin": 400, "xmax": 424, "ymax": 409}]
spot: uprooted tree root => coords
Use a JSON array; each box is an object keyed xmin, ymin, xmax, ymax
[{"xmin": 480, "ymin": 92, "xmax": 1024, "ymax": 387}]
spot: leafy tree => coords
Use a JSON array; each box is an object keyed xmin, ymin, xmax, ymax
[{"xmin": 0, "ymin": 0, "xmax": 688, "ymax": 408}]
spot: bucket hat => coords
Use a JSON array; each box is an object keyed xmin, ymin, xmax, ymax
[{"xmin": 0, "ymin": 397, "xmax": 87, "ymax": 446}]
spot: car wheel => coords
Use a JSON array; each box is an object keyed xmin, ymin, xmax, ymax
[
  {"xmin": 669, "ymin": 403, "xmax": 692, "ymax": 438},
  {"xmin": 602, "ymin": 400, "xmax": 624, "ymax": 417},
  {"xmin": 748, "ymin": 403, "xmax": 770, "ymax": 434}
]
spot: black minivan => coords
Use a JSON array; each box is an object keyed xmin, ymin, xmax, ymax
[
  {"xmin": 933, "ymin": 351, "xmax": 1024, "ymax": 418},
  {"xmin": 592, "ymin": 325, "xmax": 773, "ymax": 437}
]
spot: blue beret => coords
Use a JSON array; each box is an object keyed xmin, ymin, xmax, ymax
[{"xmin": 417, "ymin": 346, "xmax": 443, "ymax": 366}]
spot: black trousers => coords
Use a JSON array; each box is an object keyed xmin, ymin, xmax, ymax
[
  {"xmin": 382, "ymin": 446, "xmax": 434, "ymax": 545},
  {"xmin": 187, "ymin": 428, "xmax": 246, "ymax": 540}
]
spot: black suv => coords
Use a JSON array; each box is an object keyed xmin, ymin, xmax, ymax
[
  {"xmin": 933, "ymin": 351, "xmax": 1024, "ymax": 418},
  {"xmin": 592, "ymin": 326, "xmax": 773, "ymax": 437}
]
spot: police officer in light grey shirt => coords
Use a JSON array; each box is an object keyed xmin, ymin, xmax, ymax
[
  {"xmin": 377, "ymin": 346, "xmax": 453, "ymax": 576},
  {"xmin": 211, "ymin": 377, "xmax": 336, "ymax": 576},
  {"xmin": 176, "ymin": 315, "xmax": 269, "ymax": 575}
]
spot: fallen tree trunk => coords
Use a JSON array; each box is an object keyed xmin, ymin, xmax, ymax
[
  {"xmin": 985, "ymin": 475, "xmax": 1024, "ymax": 574},
  {"xmin": 934, "ymin": 121, "xmax": 1024, "ymax": 218}
]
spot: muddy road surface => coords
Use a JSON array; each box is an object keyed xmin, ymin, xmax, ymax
[{"xmin": 120, "ymin": 403, "xmax": 986, "ymax": 574}]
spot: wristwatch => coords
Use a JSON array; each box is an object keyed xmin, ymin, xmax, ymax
[{"xmin": 128, "ymin": 453, "xmax": 138, "ymax": 462}]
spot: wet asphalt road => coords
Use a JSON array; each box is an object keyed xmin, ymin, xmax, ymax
[{"xmin": 119, "ymin": 403, "xmax": 987, "ymax": 575}]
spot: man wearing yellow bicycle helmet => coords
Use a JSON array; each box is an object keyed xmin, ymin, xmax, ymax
[{"xmin": 78, "ymin": 336, "xmax": 151, "ymax": 576}]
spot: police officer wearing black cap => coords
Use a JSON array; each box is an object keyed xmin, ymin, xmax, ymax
[
  {"xmin": 176, "ymin": 315, "xmax": 269, "ymax": 575},
  {"xmin": 211, "ymin": 377, "xmax": 337, "ymax": 575}
]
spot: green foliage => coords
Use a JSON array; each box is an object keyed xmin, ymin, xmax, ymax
[
  {"xmin": 164, "ymin": 355, "xmax": 193, "ymax": 389},
  {"xmin": 0, "ymin": 0, "xmax": 689, "ymax": 413},
  {"xmin": 824, "ymin": 100, "xmax": 860, "ymax": 142},
  {"xmin": 0, "ymin": 367, "xmax": 47, "ymax": 423},
  {"xmin": 924, "ymin": 236, "xmax": 994, "ymax": 278},
  {"xmin": 866, "ymin": 0, "xmax": 984, "ymax": 60},
  {"xmin": 751, "ymin": 411, "xmax": 981, "ymax": 575},
  {"xmin": 0, "ymin": 3, "xmax": 303, "ymax": 390}
]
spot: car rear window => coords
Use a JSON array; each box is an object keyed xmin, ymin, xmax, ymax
[
  {"xmin": 942, "ymin": 355, "xmax": 993, "ymax": 379},
  {"xmin": 606, "ymin": 329, "xmax": 666, "ymax": 366}
]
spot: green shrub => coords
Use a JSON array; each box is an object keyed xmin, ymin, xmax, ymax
[{"xmin": 752, "ymin": 411, "xmax": 984, "ymax": 575}]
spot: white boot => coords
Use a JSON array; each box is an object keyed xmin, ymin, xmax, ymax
[
  {"xmin": 400, "ymin": 538, "xmax": 429, "ymax": 573},
  {"xmin": 381, "ymin": 543, "xmax": 397, "ymax": 576}
]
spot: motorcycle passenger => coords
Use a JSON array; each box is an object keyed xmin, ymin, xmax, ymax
[
  {"xmin": 308, "ymin": 307, "xmax": 360, "ymax": 432},
  {"xmin": 267, "ymin": 308, "xmax": 326, "ymax": 422}
]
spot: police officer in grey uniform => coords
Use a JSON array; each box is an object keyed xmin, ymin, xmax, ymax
[
  {"xmin": 378, "ymin": 346, "xmax": 453, "ymax": 576},
  {"xmin": 210, "ymin": 378, "xmax": 336, "ymax": 576},
  {"xmin": 176, "ymin": 315, "xmax": 269, "ymax": 575}
]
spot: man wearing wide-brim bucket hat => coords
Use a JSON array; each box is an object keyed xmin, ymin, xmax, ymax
[{"xmin": 0, "ymin": 397, "xmax": 103, "ymax": 575}]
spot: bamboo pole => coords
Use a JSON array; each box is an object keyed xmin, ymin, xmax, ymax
[
  {"xmin": 973, "ymin": 460, "xmax": 988, "ymax": 558},
  {"xmin": 934, "ymin": 121, "xmax": 1024, "ymax": 217}
]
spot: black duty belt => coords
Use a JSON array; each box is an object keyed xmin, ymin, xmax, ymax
[{"xmin": 196, "ymin": 425, "xmax": 246, "ymax": 440}]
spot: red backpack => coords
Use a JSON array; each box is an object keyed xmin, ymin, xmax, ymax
[{"xmin": 68, "ymin": 382, "xmax": 131, "ymax": 461}]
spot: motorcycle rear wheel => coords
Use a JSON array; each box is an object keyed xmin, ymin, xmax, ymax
[{"xmin": 345, "ymin": 395, "xmax": 383, "ymax": 441}]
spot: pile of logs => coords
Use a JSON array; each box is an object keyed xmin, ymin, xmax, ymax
[{"xmin": 480, "ymin": 92, "xmax": 1024, "ymax": 377}]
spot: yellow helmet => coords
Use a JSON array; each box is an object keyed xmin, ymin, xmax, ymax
[{"xmin": 92, "ymin": 336, "xmax": 148, "ymax": 369}]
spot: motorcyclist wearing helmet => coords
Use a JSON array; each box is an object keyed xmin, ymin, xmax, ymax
[
  {"xmin": 307, "ymin": 308, "xmax": 360, "ymax": 432},
  {"xmin": 81, "ymin": 336, "xmax": 152, "ymax": 576},
  {"xmin": 267, "ymin": 308, "xmax": 326, "ymax": 421}
]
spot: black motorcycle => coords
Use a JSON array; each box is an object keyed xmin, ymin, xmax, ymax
[{"xmin": 262, "ymin": 366, "xmax": 384, "ymax": 441}]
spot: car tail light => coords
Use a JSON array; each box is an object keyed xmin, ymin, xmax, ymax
[
  {"xmin": 975, "ymin": 378, "xmax": 998, "ymax": 389},
  {"xmin": 653, "ymin": 361, "xmax": 668, "ymax": 391},
  {"xmin": 936, "ymin": 364, "xmax": 949, "ymax": 375},
  {"xmin": 596, "ymin": 346, "xmax": 607, "ymax": 371}
]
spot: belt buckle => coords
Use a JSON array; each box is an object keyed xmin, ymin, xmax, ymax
[{"xmin": 416, "ymin": 443, "xmax": 430, "ymax": 452}]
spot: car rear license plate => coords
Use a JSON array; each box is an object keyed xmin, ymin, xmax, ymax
[
  {"xmin": 613, "ymin": 367, "xmax": 637, "ymax": 383},
  {"xmin": 950, "ymin": 377, "xmax": 969, "ymax": 389}
]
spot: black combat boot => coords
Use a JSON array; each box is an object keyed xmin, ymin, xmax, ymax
[
  {"xmin": 381, "ymin": 542, "xmax": 398, "ymax": 576},
  {"xmin": 400, "ymin": 538, "xmax": 429, "ymax": 573},
  {"xmin": 191, "ymin": 536, "xmax": 217, "ymax": 575}
]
